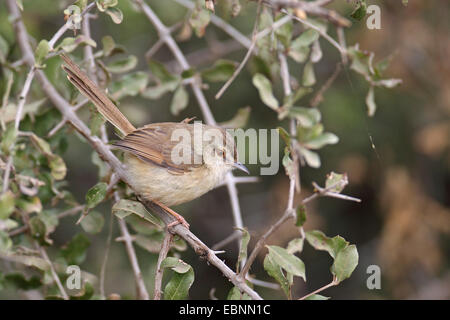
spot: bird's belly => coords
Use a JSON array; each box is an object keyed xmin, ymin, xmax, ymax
[{"xmin": 124, "ymin": 155, "xmax": 221, "ymax": 206}]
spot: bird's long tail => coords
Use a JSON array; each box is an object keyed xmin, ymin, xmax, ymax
[{"xmin": 60, "ymin": 53, "xmax": 136, "ymax": 136}]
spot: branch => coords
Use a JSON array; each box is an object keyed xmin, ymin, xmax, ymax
[
  {"xmin": 117, "ymin": 215, "xmax": 150, "ymax": 300},
  {"xmin": 259, "ymin": 0, "xmax": 351, "ymax": 28},
  {"xmin": 298, "ymin": 276, "xmax": 338, "ymax": 300},
  {"xmin": 172, "ymin": 0, "xmax": 252, "ymax": 49},
  {"xmin": 48, "ymin": 2, "xmax": 96, "ymax": 49},
  {"xmin": 153, "ymin": 231, "xmax": 173, "ymax": 300},
  {"xmin": 7, "ymin": 0, "xmax": 262, "ymax": 300},
  {"xmin": 2, "ymin": 66, "xmax": 36, "ymax": 194},
  {"xmin": 38, "ymin": 245, "xmax": 69, "ymax": 300},
  {"xmin": 215, "ymin": 14, "xmax": 292, "ymax": 99},
  {"xmin": 8, "ymin": 205, "xmax": 85, "ymax": 237}
]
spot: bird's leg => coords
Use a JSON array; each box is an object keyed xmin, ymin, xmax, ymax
[{"xmin": 152, "ymin": 200, "xmax": 190, "ymax": 230}]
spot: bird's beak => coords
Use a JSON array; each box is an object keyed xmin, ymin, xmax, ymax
[{"xmin": 233, "ymin": 162, "xmax": 250, "ymax": 174}]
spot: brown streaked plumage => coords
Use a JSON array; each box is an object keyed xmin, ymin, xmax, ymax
[{"xmin": 60, "ymin": 53, "xmax": 248, "ymax": 225}]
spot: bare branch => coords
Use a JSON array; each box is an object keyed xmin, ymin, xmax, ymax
[
  {"xmin": 38, "ymin": 245, "xmax": 69, "ymax": 300},
  {"xmin": 298, "ymin": 276, "xmax": 338, "ymax": 300},
  {"xmin": 153, "ymin": 231, "xmax": 173, "ymax": 300},
  {"xmin": 258, "ymin": 0, "xmax": 351, "ymax": 28},
  {"xmin": 172, "ymin": 0, "xmax": 252, "ymax": 49},
  {"xmin": 2, "ymin": 66, "xmax": 36, "ymax": 194}
]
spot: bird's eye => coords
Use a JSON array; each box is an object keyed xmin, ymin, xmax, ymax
[{"xmin": 216, "ymin": 149, "xmax": 224, "ymax": 157}]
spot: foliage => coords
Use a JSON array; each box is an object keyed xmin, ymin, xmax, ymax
[{"xmin": 0, "ymin": 0, "xmax": 408, "ymax": 300}]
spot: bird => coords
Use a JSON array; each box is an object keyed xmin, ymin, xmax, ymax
[{"xmin": 60, "ymin": 53, "xmax": 248, "ymax": 228}]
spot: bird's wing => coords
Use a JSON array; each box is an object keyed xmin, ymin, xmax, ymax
[{"xmin": 113, "ymin": 123, "xmax": 202, "ymax": 174}]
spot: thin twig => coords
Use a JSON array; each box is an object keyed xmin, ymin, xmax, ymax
[
  {"xmin": 172, "ymin": 0, "xmax": 252, "ymax": 49},
  {"xmin": 2, "ymin": 66, "xmax": 36, "ymax": 194},
  {"xmin": 298, "ymin": 277, "xmax": 337, "ymax": 300},
  {"xmin": 38, "ymin": 245, "xmax": 69, "ymax": 300},
  {"xmin": 310, "ymin": 62, "xmax": 342, "ymax": 107},
  {"xmin": 153, "ymin": 231, "xmax": 173, "ymax": 300},
  {"xmin": 215, "ymin": 13, "xmax": 292, "ymax": 100},
  {"xmin": 48, "ymin": 2, "xmax": 96, "ymax": 49},
  {"xmin": 8, "ymin": 205, "xmax": 85, "ymax": 237},
  {"xmin": 117, "ymin": 206, "xmax": 150, "ymax": 300},
  {"xmin": 261, "ymin": 0, "xmax": 351, "ymax": 28}
]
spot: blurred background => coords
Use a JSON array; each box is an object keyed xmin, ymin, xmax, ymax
[{"xmin": 0, "ymin": 0, "xmax": 449, "ymax": 299}]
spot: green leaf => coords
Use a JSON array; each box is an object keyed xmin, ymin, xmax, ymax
[
  {"xmin": 0, "ymin": 35, "xmax": 9, "ymax": 64},
  {"xmin": 287, "ymin": 238, "xmax": 304, "ymax": 255},
  {"xmin": 96, "ymin": 0, "xmax": 118, "ymax": 12},
  {"xmin": 366, "ymin": 86, "xmax": 376, "ymax": 116},
  {"xmin": 80, "ymin": 211, "xmax": 104, "ymax": 234},
  {"xmin": 61, "ymin": 233, "xmax": 91, "ymax": 265},
  {"xmin": 34, "ymin": 40, "xmax": 50, "ymax": 67},
  {"xmin": 288, "ymin": 45, "xmax": 309, "ymax": 63},
  {"xmin": 331, "ymin": 244, "xmax": 358, "ymax": 282},
  {"xmin": 70, "ymin": 281, "xmax": 94, "ymax": 300},
  {"xmin": 0, "ymin": 219, "xmax": 18, "ymax": 231},
  {"xmin": 189, "ymin": 4, "xmax": 211, "ymax": 37},
  {"xmin": 148, "ymin": 60, "xmax": 178, "ymax": 83},
  {"xmin": 0, "ymin": 191, "xmax": 15, "ymax": 220},
  {"xmin": 227, "ymin": 286, "xmax": 251, "ymax": 300},
  {"xmin": 351, "ymin": 0, "xmax": 367, "ymax": 21},
  {"xmin": 1, "ymin": 124, "xmax": 18, "ymax": 154},
  {"xmin": 112, "ymin": 199, "xmax": 163, "ymax": 228},
  {"xmin": 302, "ymin": 61, "xmax": 316, "ymax": 87},
  {"xmin": 29, "ymin": 216, "xmax": 52, "ymax": 245},
  {"xmin": 161, "ymin": 257, "xmax": 191, "ymax": 274},
  {"xmin": 110, "ymin": 72, "xmax": 149, "ymax": 100},
  {"xmin": 57, "ymin": 35, "xmax": 96, "ymax": 53},
  {"xmin": 4, "ymin": 273, "xmax": 42, "ymax": 290},
  {"xmin": 38, "ymin": 210, "xmax": 58, "ymax": 234},
  {"xmin": 236, "ymin": 227, "xmax": 250, "ymax": 270},
  {"xmin": 266, "ymin": 245, "xmax": 306, "ymax": 281},
  {"xmin": 141, "ymin": 81, "xmax": 179, "ymax": 100},
  {"xmin": 263, "ymin": 253, "xmax": 290, "ymax": 298},
  {"xmin": 0, "ymin": 231, "xmax": 12, "ymax": 252},
  {"xmin": 325, "ymin": 172, "xmax": 347, "ymax": 193},
  {"xmin": 283, "ymin": 87, "xmax": 312, "ymax": 108},
  {"xmin": 305, "ymin": 294, "xmax": 330, "ymax": 300},
  {"xmin": 106, "ymin": 55, "xmax": 137, "ymax": 73},
  {"xmin": 101, "ymin": 35, "xmax": 116, "ymax": 57},
  {"xmin": 277, "ymin": 127, "xmax": 291, "ymax": 147},
  {"xmin": 275, "ymin": 15, "xmax": 293, "ymax": 48},
  {"xmin": 347, "ymin": 45, "xmax": 372, "ymax": 77},
  {"xmin": 170, "ymin": 86, "xmax": 189, "ymax": 116},
  {"xmin": 252, "ymin": 73, "xmax": 279, "ymax": 110},
  {"xmin": 164, "ymin": 267, "xmax": 194, "ymax": 300},
  {"xmin": 201, "ymin": 59, "xmax": 237, "ymax": 82},
  {"xmin": 105, "ymin": 7, "xmax": 123, "ymax": 24},
  {"xmin": 181, "ymin": 68, "xmax": 196, "ymax": 79},
  {"xmin": 305, "ymin": 230, "xmax": 349, "ymax": 259},
  {"xmin": 295, "ymin": 205, "xmax": 307, "ymax": 227},
  {"xmin": 282, "ymin": 148, "xmax": 295, "ymax": 179},
  {"xmin": 298, "ymin": 146, "xmax": 321, "ymax": 168},
  {"xmin": 287, "ymin": 107, "xmax": 321, "ymax": 127},
  {"xmin": 291, "ymin": 29, "xmax": 319, "ymax": 48},
  {"xmin": 376, "ymin": 78, "xmax": 402, "ymax": 88},
  {"xmin": 219, "ymin": 106, "xmax": 251, "ymax": 129},
  {"xmin": 88, "ymin": 107, "xmax": 106, "ymax": 137},
  {"xmin": 85, "ymin": 182, "xmax": 107, "ymax": 209},
  {"xmin": 304, "ymin": 132, "xmax": 339, "ymax": 149},
  {"xmin": 49, "ymin": 155, "xmax": 67, "ymax": 180}
]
